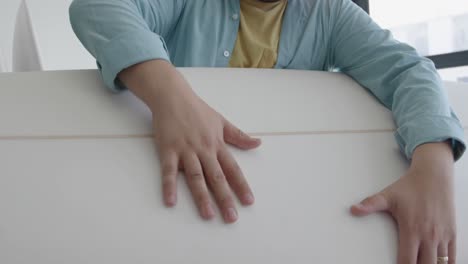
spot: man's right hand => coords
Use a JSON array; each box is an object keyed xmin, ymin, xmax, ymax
[{"xmin": 119, "ymin": 60, "xmax": 261, "ymax": 223}]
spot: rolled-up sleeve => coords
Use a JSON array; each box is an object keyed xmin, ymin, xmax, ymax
[
  {"xmin": 327, "ymin": 0, "xmax": 466, "ymax": 161},
  {"xmin": 69, "ymin": 0, "xmax": 185, "ymax": 91}
]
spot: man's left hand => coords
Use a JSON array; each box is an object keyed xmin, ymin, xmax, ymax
[{"xmin": 351, "ymin": 142, "xmax": 456, "ymax": 264}]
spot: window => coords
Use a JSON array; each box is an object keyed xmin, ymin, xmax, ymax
[
  {"xmin": 439, "ymin": 66, "xmax": 468, "ymax": 83},
  {"xmin": 352, "ymin": 0, "xmax": 468, "ymax": 83}
]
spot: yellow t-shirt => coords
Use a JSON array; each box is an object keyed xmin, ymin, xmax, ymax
[{"xmin": 229, "ymin": 0, "xmax": 288, "ymax": 68}]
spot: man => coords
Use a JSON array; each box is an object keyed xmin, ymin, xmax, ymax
[{"xmin": 69, "ymin": 0, "xmax": 465, "ymax": 263}]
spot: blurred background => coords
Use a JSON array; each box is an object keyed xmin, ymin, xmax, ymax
[
  {"xmin": 0, "ymin": 0, "xmax": 20, "ymax": 72},
  {"xmin": 371, "ymin": 0, "xmax": 468, "ymax": 83},
  {"xmin": 0, "ymin": 0, "xmax": 467, "ymax": 82}
]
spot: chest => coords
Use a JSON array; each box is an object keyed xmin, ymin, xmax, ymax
[{"xmin": 164, "ymin": 0, "xmax": 330, "ymax": 70}]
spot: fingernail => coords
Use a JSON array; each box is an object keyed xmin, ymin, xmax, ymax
[
  {"xmin": 166, "ymin": 194, "xmax": 176, "ymax": 206},
  {"xmin": 225, "ymin": 208, "xmax": 238, "ymax": 222},
  {"xmin": 244, "ymin": 193, "xmax": 255, "ymax": 204},
  {"xmin": 203, "ymin": 204, "xmax": 215, "ymax": 219},
  {"xmin": 355, "ymin": 204, "xmax": 365, "ymax": 210}
]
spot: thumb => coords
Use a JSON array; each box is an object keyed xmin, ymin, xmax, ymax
[
  {"xmin": 223, "ymin": 120, "xmax": 261, "ymax": 150},
  {"xmin": 351, "ymin": 192, "xmax": 390, "ymax": 217}
]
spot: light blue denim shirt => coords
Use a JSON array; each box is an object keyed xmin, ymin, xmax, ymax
[{"xmin": 69, "ymin": 0, "xmax": 466, "ymax": 160}]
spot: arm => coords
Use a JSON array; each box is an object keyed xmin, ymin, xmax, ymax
[
  {"xmin": 69, "ymin": 0, "xmax": 185, "ymax": 91},
  {"xmin": 330, "ymin": 1, "xmax": 463, "ymax": 262},
  {"xmin": 70, "ymin": 0, "xmax": 261, "ymax": 223},
  {"xmin": 327, "ymin": 0, "xmax": 465, "ymax": 160}
]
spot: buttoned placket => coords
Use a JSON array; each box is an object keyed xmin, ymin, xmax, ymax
[{"xmin": 218, "ymin": 1, "xmax": 242, "ymax": 65}]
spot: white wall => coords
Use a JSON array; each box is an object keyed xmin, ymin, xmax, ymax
[
  {"xmin": 1, "ymin": 0, "xmax": 95, "ymax": 71},
  {"xmin": 0, "ymin": 0, "xmax": 22, "ymax": 71}
]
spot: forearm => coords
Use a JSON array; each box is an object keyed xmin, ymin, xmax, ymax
[
  {"xmin": 70, "ymin": 0, "xmax": 183, "ymax": 92},
  {"xmin": 329, "ymin": 0, "xmax": 466, "ymax": 160},
  {"xmin": 119, "ymin": 59, "xmax": 191, "ymax": 113},
  {"xmin": 411, "ymin": 141, "xmax": 454, "ymax": 177}
]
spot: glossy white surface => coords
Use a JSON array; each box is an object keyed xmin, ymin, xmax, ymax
[
  {"xmin": 1, "ymin": 69, "xmax": 467, "ymax": 139},
  {"xmin": 0, "ymin": 69, "xmax": 467, "ymax": 263},
  {"xmin": 0, "ymin": 134, "xmax": 467, "ymax": 263}
]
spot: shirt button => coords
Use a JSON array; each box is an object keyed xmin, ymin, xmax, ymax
[
  {"xmin": 224, "ymin": 50, "xmax": 230, "ymax": 57},
  {"xmin": 231, "ymin": 13, "xmax": 239, "ymax": 20}
]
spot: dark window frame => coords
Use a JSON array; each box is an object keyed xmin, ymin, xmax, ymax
[{"xmin": 352, "ymin": 0, "xmax": 468, "ymax": 69}]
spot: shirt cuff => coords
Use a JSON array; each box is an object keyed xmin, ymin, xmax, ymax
[
  {"xmin": 96, "ymin": 29, "xmax": 171, "ymax": 92},
  {"xmin": 395, "ymin": 115, "xmax": 466, "ymax": 161}
]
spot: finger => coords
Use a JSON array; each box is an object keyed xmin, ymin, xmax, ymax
[
  {"xmin": 182, "ymin": 152, "xmax": 215, "ymax": 220},
  {"xmin": 438, "ymin": 243, "xmax": 449, "ymax": 264},
  {"xmin": 418, "ymin": 241, "xmax": 437, "ymax": 264},
  {"xmin": 200, "ymin": 153, "xmax": 238, "ymax": 223},
  {"xmin": 159, "ymin": 150, "xmax": 179, "ymax": 207},
  {"xmin": 218, "ymin": 147, "xmax": 255, "ymax": 205},
  {"xmin": 448, "ymin": 240, "xmax": 456, "ymax": 264},
  {"xmin": 397, "ymin": 227, "xmax": 419, "ymax": 264},
  {"xmin": 350, "ymin": 192, "xmax": 390, "ymax": 216},
  {"xmin": 223, "ymin": 120, "xmax": 261, "ymax": 150}
]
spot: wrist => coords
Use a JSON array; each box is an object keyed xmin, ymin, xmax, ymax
[
  {"xmin": 410, "ymin": 141, "xmax": 454, "ymax": 173},
  {"xmin": 118, "ymin": 59, "xmax": 190, "ymax": 113}
]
